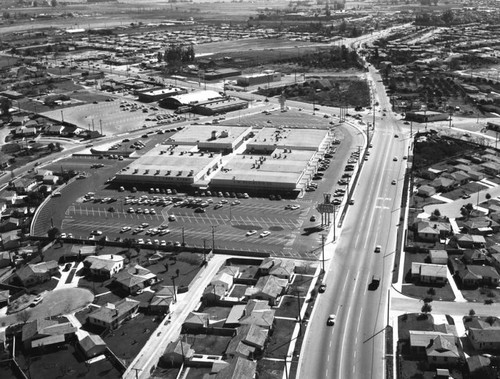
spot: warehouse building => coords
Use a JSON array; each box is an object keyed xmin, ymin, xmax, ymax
[
  {"xmin": 191, "ymin": 97, "xmax": 248, "ymax": 116},
  {"xmin": 236, "ymin": 71, "xmax": 281, "ymax": 87},
  {"xmin": 246, "ymin": 127, "xmax": 330, "ymax": 153},
  {"xmin": 164, "ymin": 125, "xmax": 252, "ymax": 154},
  {"xmin": 115, "ymin": 145, "xmax": 222, "ymax": 187},
  {"xmin": 405, "ymin": 111, "xmax": 449, "ymax": 123},
  {"xmin": 159, "ymin": 90, "xmax": 223, "ymax": 109},
  {"xmin": 137, "ymin": 87, "xmax": 187, "ymax": 102},
  {"xmin": 203, "ymin": 68, "xmax": 242, "ymax": 81}
]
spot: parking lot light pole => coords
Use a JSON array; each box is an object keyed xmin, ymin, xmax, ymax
[{"xmin": 182, "ymin": 227, "xmax": 185, "ymax": 246}]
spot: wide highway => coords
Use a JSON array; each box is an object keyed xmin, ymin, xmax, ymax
[{"xmin": 297, "ymin": 61, "xmax": 409, "ymax": 378}]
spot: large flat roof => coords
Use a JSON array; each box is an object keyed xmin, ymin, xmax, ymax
[
  {"xmin": 212, "ymin": 149, "xmax": 315, "ymax": 185},
  {"xmin": 165, "ymin": 125, "xmax": 250, "ymax": 145},
  {"xmin": 247, "ymin": 127, "xmax": 328, "ymax": 151},
  {"xmin": 117, "ymin": 145, "xmax": 220, "ymax": 179}
]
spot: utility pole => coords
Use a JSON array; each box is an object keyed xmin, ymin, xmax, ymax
[
  {"xmin": 211, "ymin": 225, "xmax": 215, "ymax": 253},
  {"xmin": 171, "ymin": 275, "xmax": 177, "ymax": 303},
  {"xmin": 181, "ymin": 227, "xmax": 185, "ymax": 246},
  {"xmin": 320, "ymin": 233, "xmax": 326, "ymax": 273},
  {"xmin": 131, "ymin": 367, "xmax": 141, "ymax": 379}
]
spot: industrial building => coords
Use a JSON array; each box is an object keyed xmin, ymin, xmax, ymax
[
  {"xmin": 164, "ymin": 125, "xmax": 252, "ymax": 154},
  {"xmin": 203, "ymin": 68, "xmax": 242, "ymax": 81},
  {"xmin": 191, "ymin": 97, "xmax": 248, "ymax": 116},
  {"xmin": 246, "ymin": 127, "xmax": 330, "ymax": 153},
  {"xmin": 137, "ymin": 87, "xmax": 187, "ymax": 102},
  {"xmin": 236, "ymin": 71, "xmax": 281, "ymax": 87},
  {"xmin": 114, "ymin": 145, "xmax": 222, "ymax": 187},
  {"xmin": 159, "ymin": 90, "xmax": 223, "ymax": 109},
  {"xmin": 405, "ymin": 111, "xmax": 449, "ymax": 123}
]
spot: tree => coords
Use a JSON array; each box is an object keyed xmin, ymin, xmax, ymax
[
  {"xmin": 427, "ymin": 287, "xmax": 436, "ymax": 296},
  {"xmin": 469, "ymin": 309, "xmax": 476, "ymax": 316},
  {"xmin": 441, "ymin": 9, "xmax": 454, "ymax": 25},
  {"xmin": 486, "ymin": 193, "xmax": 491, "ymax": 200},
  {"xmin": 17, "ymin": 310, "xmax": 30, "ymax": 324},
  {"xmin": 432, "ymin": 209, "xmax": 441, "ymax": 217},
  {"xmin": 0, "ymin": 96, "xmax": 12, "ymax": 117},
  {"xmin": 163, "ymin": 263, "xmax": 169, "ymax": 273},
  {"xmin": 421, "ymin": 302, "xmax": 432, "ymax": 315},
  {"xmin": 47, "ymin": 227, "xmax": 60, "ymax": 240}
]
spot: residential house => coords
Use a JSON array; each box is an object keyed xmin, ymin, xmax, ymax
[
  {"xmin": 468, "ymin": 170, "xmax": 485, "ymax": 181},
  {"xmin": 463, "ymin": 249, "xmax": 488, "ymax": 265},
  {"xmin": 430, "ymin": 177, "xmax": 456, "ymax": 192},
  {"xmin": 34, "ymin": 169, "xmax": 53, "ymax": 181},
  {"xmin": 468, "ymin": 327, "xmax": 500, "ymax": 352},
  {"xmin": 10, "ymin": 178, "xmax": 37, "ymax": 194},
  {"xmin": 215, "ymin": 356, "xmax": 257, "ymax": 379},
  {"xmin": 0, "ymin": 251, "xmax": 12, "ymax": 268},
  {"xmin": 443, "ymin": 171, "xmax": 470, "ymax": 185},
  {"xmin": 489, "ymin": 253, "xmax": 500, "ymax": 272},
  {"xmin": 409, "ymin": 330, "xmax": 455, "ymax": 356},
  {"xmin": 0, "ymin": 290, "xmax": 9, "ymax": 307},
  {"xmin": 416, "ymin": 220, "xmax": 452, "ymax": 242},
  {"xmin": 411, "ymin": 262, "xmax": 448, "ymax": 285},
  {"xmin": 87, "ymin": 298, "xmax": 140, "ymax": 330},
  {"xmin": 225, "ymin": 324, "xmax": 269, "ymax": 360},
  {"xmin": 244, "ymin": 275, "xmax": 288, "ymax": 306},
  {"xmin": 453, "ymin": 234, "xmax": 486, "ymax": 249},
  {"xmin": 45, "ymin": 124, "xmax": 64, "ymax": 135},
  {"xmin": 162, "ymin": 338, "xmax": 195, "ymax": 367},
  {"xmin": 15, "ymin": 260, "xmax": 59, "ymax": 287},
  {"xmin": 183, "ymin": 312, "xmax": 209, "ymax": 331},
  {"xmin": 429, "ymin": 250, "xmax": 448, "ymax": 265},
  {"xmin": 149, "ymin": 286, "xmax": 175, "ymax": 314},
  {"xmin": 0, "ymin": 200, "xmax": 7, "ymax": 214},
  {"xmin": 417, "ymin": 185, "xmax": 436, "ymax": 197},
  {"xmin": 462, "ymin": 217, "xmax": 500, "ymax": 235},
  {"xmin": 0, "ymin": 191, "xmax": 18, "ymax": 206},
  {"xmin": 457, "ymin": 265, "xmax": 500, "ymax": 288},
  {"xmin": 481, "ymin": 162, "xmax": 500, "ymax": 176},
  {"xmin": 258, "ymin": 258, "xmax": 295, "ymax": 281},
  {"xmin": 203, "ymin": 283, "xmax": 227, "ymax": 305},
  {"xmin": 211, "ymin": 272, "xmax": 234, "ymax": 291},
  {"xmin": 467, "ymin": 355, "xmax": 494, "ymax": 379},
  {"xmin": 113, "ymin": 264, "xmax": 158, "ymax": 294},
  {"xmin": 78, "ymin": 334, "xmax": 107, "ymax": 359},
  {"xmin": 65, "ymin": 245, "xmax": 97, "ymax": 261},
  {"xmin": 225, "ymin": 300, "xmax": 275, "ymax": 330},
  {"xmin": 218, "ymin": 266, "xmax": 240, "ymax": 278},
  {"xmin": 1, "ymin": 231, "xmax": 21, "ymax": 250},
  {"xmin": 83, "ymin": 254, "xmax": 124, "ymax": 279},
  {"xmin": 22, "ymin": 318, "xmax": 77, "ymax": 350},
  {"xmin": 426, "ymin": 335, "xmax": 461, "ymax": 367}
]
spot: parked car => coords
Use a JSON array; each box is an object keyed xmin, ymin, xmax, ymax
[
  {"xmin": 260, "ymin": 231, "xmax": 271, "ymax": 238},
  {"xmin": 246, "ymin": 230, "xmax": 257, "ymax": 236}
]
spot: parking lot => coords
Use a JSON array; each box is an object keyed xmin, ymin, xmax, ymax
[{"xmin": 32, "ymin": 112, "xmax": 362, "ymax": 258}]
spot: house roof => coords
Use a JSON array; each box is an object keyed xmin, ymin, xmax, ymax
[
  {"xmin": 417, "ymin": 221, "xmax": 450, "ymax": 235},
  {"xmin": 218, "ymin": 266, "xmax": 240, "ymax": 277},
  {"xmin": 466, "ymin": 265, "xmax": 500, "ymax": 280},
  {"xmin": 429, "ymin": 250, "xmax": 448, "ymax": 259},
  {"xmin": 253, "ymin": 275, "xmax": 288, "ymax": 299},
  {"xmin": 88, "ymin": 298, "xmax": 139, "ymax": 324},
  {"xmin": 22, "ymin": 318, "xmax": 76, "ymax": 342},
  {"xmin": 84, "ymin": 255, "xmax": 124, "ymax": 273},
  {"xmin": 79, "ymin": 333, "xmax": 106, "ymax": 353},
  {"xmin": 259, "ymin": 258, "xmax": 295, "ymax": 277},
  {"xmin": 430, "ymin": 177, "xmax": 455, "ymax": 188},
  {"xmin": 69, "ymin": 245, "xmax": 96, "ymax": 256},
  {"xmin": 409, "ymin": 330, "xmax": 451, "ymax": 348},
  {"xmin": 211, "ymin": 272, "xmax": 233, "ymax": 287},
  {"xmin": 165, "ymin": 339, "xmax": 195, "ymax": 359},
  {"xmin": 204, "ymin": 284, "xmax": 226, "ymax": 297},
  {"xmin": 469, "ymin": 328, "xmax": 500, "ymax": 343},
  {"xmin": 467, "ymin": 355, "xmax": 491, "ymax": 372},
  {"xmin": 226, "ymin": 304, "xmax": 246, "ymax": 325},
  {"xmin": 240, "ymin": 309, "xmax": 275, "ymax": 329},
  {"xmin": 184, "ymin": 312, "xmax": 209, "ymax": 326},
  {"xmin": 457, "ymin": 234, "xmax": 486, "ymax": 244},
  {"xmin": 17, "ymin": 260, "xmax": 58, "ymax": 282},
  {"xmin": 426, "ymin": 335, "xmax": 459, "ymax": 358},
  {"xmin": 411, "ymin": 262, "xmax": 448, "ymax": 278},
  {"xmin": 150, "ymin": 296, "xmax": 173, "ymax": 308},
  {"xmin": 154, "ymin": 285, "xmax": 176, "ymax": 298},
  {"xmin": 215, "ymin": 357, "xmax": 257, "ymax": 379},
  {"xmin": 113, "ymin": 264, "xmax": 156, "ymax": 289}
]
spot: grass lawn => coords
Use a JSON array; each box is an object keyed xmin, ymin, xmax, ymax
[
  {"xmin": 30, "ymin": 277, "xmax": 59, "ymax": 295},
  {"xmin": 148, "ymin": 254, "xmax": 203, "ymax": 288},
  {"xmin": 398, "ymin": 313, "xmax": 435, "ymax": 342},
  {"xmin": 150, "ymin": 367, "xmax": 180, "ymax": 379},
  {"xmin": 275, "ymin": 295, "xmax": 304, "ymax": 318},
  {"xmin": 14, "ymin": 342, "xmax": 121, "ymax": 379},
  {"xmin": 294, "ymin": 263, "xmax": 317, "ymax": 275},
  {"xmin": 461, "ymin": 287, "xmax": 500, "ymax": 304},
  {"xmin": 229, "ymin": 284, "xmax": 247, "ymax": 298},
  {"xmin": 93, "ymin": 291, "xmax": 123, "ymax": 306},
  {"xmin": 104, "ymin": 312, "xmax": 161, "ymax": 364},
  {"xmin": 198, "ymin": 306, "xmax": 231, "ymax": 323},
  {"xmin": 184, "ymin": 367, "xmax": 212, "ymax": 379},
  {"xmin": 184, "ymin": 334, "xmax": 232, "ymax": 355},
  {"xmin": 289, "ymin": 274, "xmax": 314, "ymax": 295},
  {"xmin": 402, "ymin": 252, "xmax": 455, "ymax": 301},
  {"xmin": 256, "ymin": 358, "xmax": 285, "ymax": 379},
  {"xmin": 265, "ymin": 319, "xmax": 295, "ymax": 359},
  {"xmin": 78, "ymin": 276, "xmax": 113, "ymax": 295}
]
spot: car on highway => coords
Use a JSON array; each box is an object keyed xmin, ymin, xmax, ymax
[
  {"xmin": 260, "ymin": 231, "xmax": 271, "ymax": 238},
  {"xmin": 318, "ymin": 284, "xmax": 326, "ymax": 293},
  {"xmin": 394, "ymin": 134, "xmax": 399, "ymax": 138},
  {"xmin": 310, "ymin": 215, "xmax": 316, "ymax": 222},
  {"xmin": 246, "ymin": 230, "xmax": 257, "ymax": 236},
  {"xmin": 348, "ymin": 199, "xmax": 355, "ymax": 205},
  {"xmin": 393, "ymin": 156, "xmax": 398, "ymax": 161},
  {"xmin": 374, "ymin": 245, "xmax": 381, "ymax": 253},
  {"xmin": 327, "ymin": 314, "xmax": 336, "ymax": 326},
  {"xmin": 391, "ymin": 180, "xmax": 397, "ymax": 185}
]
